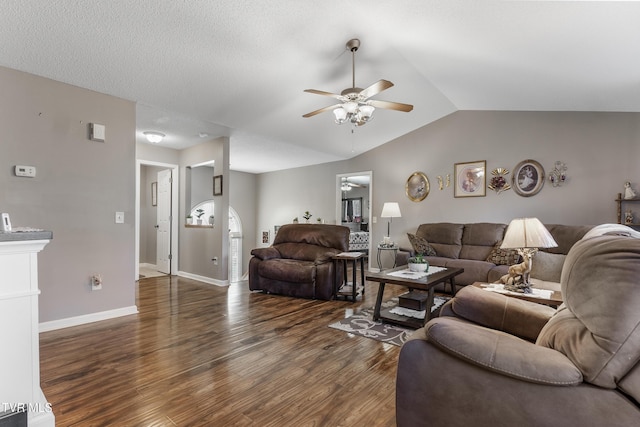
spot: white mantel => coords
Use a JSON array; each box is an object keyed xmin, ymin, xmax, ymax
[{"xmin": 0, "ymin": 231, "xmax": 54, "ymax": 426}]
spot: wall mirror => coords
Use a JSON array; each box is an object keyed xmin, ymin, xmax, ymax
[{"xmin": 186, "ymin": 161, "xmax": 215, "ymax": 227}]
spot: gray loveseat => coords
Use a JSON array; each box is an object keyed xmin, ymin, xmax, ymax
[{"xmin": 398, "ymin": 222, "xmax": 592, "ymax": 292}]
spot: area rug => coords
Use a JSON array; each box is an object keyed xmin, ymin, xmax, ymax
[{"xmin": 328, "ymin": 296, "xmax": 450, "ymax": 347}]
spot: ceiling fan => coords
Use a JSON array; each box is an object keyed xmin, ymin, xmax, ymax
[
  {"xmin": 303, "ymin": 38, "xmax": 413, "ymax": 126},
  {"xmin": 341, "ymin": 177, "xmax": 367, "ymax": 191}
]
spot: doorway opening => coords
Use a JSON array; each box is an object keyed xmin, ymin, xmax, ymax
[
  {"xmin": 336, "ymin": 171, "xmax": 373, "ymax": 266},
  {"xmin": 136, "ymin": 160, "xmax": 179, "ymax": 281}
]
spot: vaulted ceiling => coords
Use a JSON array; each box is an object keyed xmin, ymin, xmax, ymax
[{"xmin": 2, "ymin": 1, "xmax": 639, "ymax": 173}]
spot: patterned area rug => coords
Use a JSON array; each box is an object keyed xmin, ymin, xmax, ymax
[{"xmin": 328, "ymin": 296, "xmax": 450, "ymax": 347}]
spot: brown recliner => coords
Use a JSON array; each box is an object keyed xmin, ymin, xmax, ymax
[
  {"xmin": 396, "ymin": 228, "xmax": 640, "ymax": 427},
  {"xmin": 249, "ymin": 224, "xmax": 349, "ymax": 300}
]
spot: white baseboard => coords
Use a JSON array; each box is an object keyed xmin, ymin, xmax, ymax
[
  {"xmin": 177, "ymin": 271, "xmax": 229, "ymax": 287},
  {"xmin": 39, "ymin": 305, "xmax": 139, "ymax": 333}
]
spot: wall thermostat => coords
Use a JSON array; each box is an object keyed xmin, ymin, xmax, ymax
[
  {"xmin": 15, "ymin": 165, "xmax": 36, "ymax": 178},
  {"xmin": 1, "ymin": 213, "xmax": 11, "ymax": 232}
]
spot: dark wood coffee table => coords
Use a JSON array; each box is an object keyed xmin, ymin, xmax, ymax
[{"xmin": 366, "ymin": 266, "xmax": 464, "ymax": 329}]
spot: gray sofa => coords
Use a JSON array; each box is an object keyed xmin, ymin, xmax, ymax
[
  {"xmin": 396, "ymin": 226, "xmax": 640, "ymax": 426},
  {"xmin": 398, "ymin": 222, "xmax": 592, "ymax": 292}
]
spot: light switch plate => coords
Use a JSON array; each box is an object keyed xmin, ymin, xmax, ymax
[{"xmin": 115, "ymin": 212, "xmax": 124, "ymax": 224}]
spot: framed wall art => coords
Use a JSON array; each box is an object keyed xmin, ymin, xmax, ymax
[
  {"xmin": 512, "ymin": 159, "xmax": 545, "ymax": 197},
  {"xmin": 405, "ymin": 172, "xmax": 430, "ymax": 202},
  {"xmin": 213, "ymin": 175, "xmax": 223, "ymax": 196},
  {"xmin": 454, "ymin": 160, "xmax": 486, "ymax": 197}
]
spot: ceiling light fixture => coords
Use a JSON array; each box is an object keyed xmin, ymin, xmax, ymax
[
  {"xmin": 303, "ymin": 39, "xmax": 413, "ymax": 128},
  {"xmin": 143, "ymin": 131, "xmax": 165, "ymax": 143}
]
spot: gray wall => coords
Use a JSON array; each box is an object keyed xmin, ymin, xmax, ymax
[
  {"xmin": 256, "ymin": 111, "xmax": 640, "ymax": 254},
  {"xmin": 0, "ymin": 66, "xmax": 136, "ymax": 322}
]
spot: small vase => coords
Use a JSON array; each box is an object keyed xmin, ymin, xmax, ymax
[{"xmin": 408, "ymin": 262, "xmax": 429, "ymax": 273}]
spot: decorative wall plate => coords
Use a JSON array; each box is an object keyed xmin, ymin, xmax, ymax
[
  {"xmin": 405, "ymin": 172, "xmax": 429, "ymax": 202},
  {"xmin": 512, "ymin": 159, "xmax": 545, "ymax": 197},
  {"xmin": 488, "ymin": 168, "xmax": 511, "ymax": 194}
]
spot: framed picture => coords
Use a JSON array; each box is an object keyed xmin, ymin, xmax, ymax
[
  {"xmin": 512, "ymin": 159, "xmax": 545, "ymax": 197},
  {"xmin": 213, "ymin": 175, "xmax": 223, "ymax": 196},
  {"xmin": 151, "ymin": 182, "xmax": 157, "ymax": 206},
  {"xmin": 454, "ymin": 160, "xmax": 486, "ymax": 197},
  {"xmin": 405, "ymin": 172, "xmax": 430, "ymax": 202}
]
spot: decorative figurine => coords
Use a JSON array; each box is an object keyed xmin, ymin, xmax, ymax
[
  {"xmin": 624, "ymin": 182, "xmax": 637, "ymax": 199},
  {"xmin": 625, "ymin": 210, "xmax": 634, "ymax": 225}
]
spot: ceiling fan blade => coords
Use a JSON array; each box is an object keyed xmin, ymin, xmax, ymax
[
  {"xmin": 358, "ymin": 80, "xmax": 394, "ymax": 100},
  {"xmin": 304, "ymin": 89, "xmax": 343, "ymax": 100},
  {"xmin": 368, "ymin": 99, "xmax": 414, "ymax": 112},
  {"xmin": 302, "ymin": 104, "xmax": 342, "ymax": 118}
]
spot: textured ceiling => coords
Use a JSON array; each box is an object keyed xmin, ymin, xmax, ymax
[{"xmin": 1, "ymin": 1, "xmax": 639, "ymax": 173}]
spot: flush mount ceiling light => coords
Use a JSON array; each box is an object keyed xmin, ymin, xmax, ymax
[
  {"xmin": 303, "ymin": 38, "xmax": 413, "ymax": 127},
  {"xmin": 143, "ymin": 131, "xmax": 165, "ymax": 143}
]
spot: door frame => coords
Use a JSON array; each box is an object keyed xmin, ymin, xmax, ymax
[
  {"xmin": 335, "ymin": 170, "xmax": 373, "ymax": 267},
  {"xmin": 135, "ymin": 160, "xmax": 180, "ymax": 280}
]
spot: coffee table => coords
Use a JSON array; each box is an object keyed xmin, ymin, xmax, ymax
[{"xmin": 366, "ymin": 266, "xmax": 464, "ymax": 329}]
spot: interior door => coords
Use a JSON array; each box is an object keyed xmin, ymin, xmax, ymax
[{"xmin": 156, "ymin": 169, "xmax": 172, "ymax": 274}]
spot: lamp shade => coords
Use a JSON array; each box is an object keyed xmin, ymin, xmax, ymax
[
  {"xmin": 381, "ymin": 202, "xmax": 402, "ymax": 218},
  {"xmin": 501, "ymin": 218, "xmax": 558, "ymax": 249}
]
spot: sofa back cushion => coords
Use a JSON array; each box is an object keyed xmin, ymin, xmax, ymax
[
  {"xmin": 542, "ymin": 224, "xmax": 592, "ymax": 255},
  {"xmin": 416, "ymin": 223, "xmax": 464, "ymax": 259},
  {"xmin": 536, "ymin": 234, "xmax": 640, "ymax": 394},
  {"xmin": 459, "ymin": 223, "xmax": 507, "ymax": 261},
  {"xmin": 273, "ymin": 223, "xmax": 349, "ymax": 252}
]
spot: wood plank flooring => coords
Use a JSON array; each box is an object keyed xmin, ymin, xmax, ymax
[{"xmin": 39, "ymin": 275, "xmax": 409, "ymax": 426}]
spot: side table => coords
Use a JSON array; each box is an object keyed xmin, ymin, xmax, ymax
[
  {"xmin": 472, "ymin": 282, "xmax": 563, "ymax": 308},
  {"xmin": 377, "ymin": 245, "xmax": 398, "ymax": 270},
  {"xmin": 333, "ymin": 252, "xmax": 367, "ymax": 302}
]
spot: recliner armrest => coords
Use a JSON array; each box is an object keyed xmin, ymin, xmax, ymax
[
  {"xmin": 444, "ymin": 285, "xmax": 556, "ymax": 341},
  {"xmin": 424, "ymin": 317, "xmax": 583, "ymax": 386},
  {"xmin": 250, "ymin": 247, "xmax": 281, "ymax": 260}
]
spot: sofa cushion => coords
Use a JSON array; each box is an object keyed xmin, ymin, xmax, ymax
[
  {"xmin": 258, "ymin": 259, "xmax": 316, "ymax": 283},
  {"xmin": 407, "ymin": 233, "xmax": 437, "ymax": 256},
  {"xmin": 543, "ymin": 224, "xmax": 592, "ymax": 255},
  {"xmin": 276, "ymin": 242, "xmax": 338, "ymax": 262},
  {"xmin": 460, "ymin": 223, "xmax": 507, "ymax": 260},
  {"xmin": 440, "ymin": 259, "xmax": 495, "ymax": 286},
  {"xmin": 416, "ymin": 223, "xmax": 464, "ymax": 259},
  {"xmin": 486, "ymin": 241, "xmax": 520, "ymax": 265},
  {"xmin": 530, "ymin": 251, "xmax": 566, "ymax": 283}
]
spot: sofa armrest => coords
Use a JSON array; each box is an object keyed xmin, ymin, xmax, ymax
[
  {"xmin": 422, "ymin": 317, "xmax": 583, "ymax": 385},
  {"xmin": 314, "ymin": 249, "xmax": 341, "ymax": 264},
  {"xmin": 250, "ymin": 247, "xmax": 281, "ymax": 260},
  {"xmin": 445, "ymin": 285, "xmax": 556, "ymax": 341}
]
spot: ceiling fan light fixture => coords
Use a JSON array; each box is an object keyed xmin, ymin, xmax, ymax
[
  {"xmin": 359, "ymin": 105, "xmax": 375, "ymax": 120},
  {"xmin": 143, "ymin": 131, "xmax": 165, "ymax": 143},
  {"xmin": 333, "ymin": 107, "xmax": 347, "ymax": 124},
  {"xmin": 343, "ymin": 101, "xmax": 358, "ymax": 114}
]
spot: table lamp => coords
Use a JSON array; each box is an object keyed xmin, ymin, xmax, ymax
[
  {"xmin": 380, "ymin": 202, "xmax": 402, "ymax": 246},
  {"xmin": 500, "ymin": 218, "xmax": 558, "ymax": 293}
]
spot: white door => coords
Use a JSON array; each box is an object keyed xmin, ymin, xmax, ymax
[{"xmin": 156, "ymin": 169, "xmax": 172, "ymax": 274}]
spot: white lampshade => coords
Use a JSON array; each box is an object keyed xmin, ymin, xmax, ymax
[
  {"xmin": 501, "ymin": 218, "xmax": 558, "ymax": 249},
  {"xmin": 381, "ymin": 202, "xmax": 402, "ymax": 218},
  {"xmin": 343, "ymin": 101, "xmax": 358, "ymax": 114},
  {"xmin": 333, "ymin": 107, "xmax": 347, "ymax": 123},
  {"xmin": 359, "ymin": 105, "xmax": 375, "ymax": 120}
]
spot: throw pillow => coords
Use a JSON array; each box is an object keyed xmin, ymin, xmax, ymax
[
  {"xmin": 530, "ymin": 251, "xmax": 566, "ymax": 283},
  {"xmin": 407, "ymin": 233, "xmax": 437, "ymax": 256},
  {"xmin": 486, "ymin": 241, "xmax": 520, "ymax": 265}
]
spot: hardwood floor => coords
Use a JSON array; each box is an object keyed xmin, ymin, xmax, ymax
[{"xmin": 40, "ymin": 275, "xmax": 409, "ymax": 426}]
